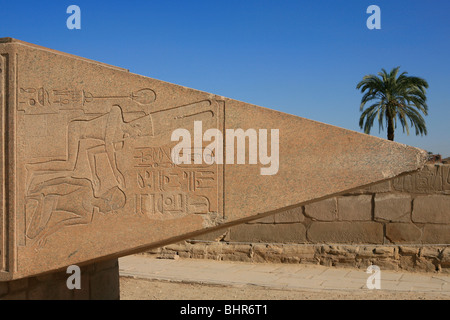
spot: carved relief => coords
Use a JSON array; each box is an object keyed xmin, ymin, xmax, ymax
[
  {"xmin": 83, "ymin": 88, "xmax": 156, "ymax": 106},
  {"xmin": 25, "ymin": 177, "xmax": 125, "ymax": 247},
  {"xmin": 25, "ymin": 104, "xmax": 152, "ymax": 194},
  {"xmin": 18, "ymin": 87, "xmax": 156, "ymax": 115},
  {"xmin": 19, "ymin": 92, "xmax": 221, "ymax": 246},
  {"xmin": 22, "ymin": 102, "xmax": 154, "ymax": 245},
  {"xmin": 393, "ymin": 165, "xmax": 450, "ymax": 194}
]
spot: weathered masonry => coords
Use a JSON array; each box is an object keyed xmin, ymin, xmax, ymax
[{"xmin": 156, "ymin": 164, "xmax": 450, "ymax": 272}]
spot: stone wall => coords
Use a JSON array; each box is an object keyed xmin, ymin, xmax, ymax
[
  {"xmin": 0, "ymin": 259, "xmax": 119, "ymax": 300},
  {"xmin": 149, "ymin": 164, "xmax": 450, "ymax": 272}
]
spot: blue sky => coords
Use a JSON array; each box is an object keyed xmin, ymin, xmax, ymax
[{"xmin": 1, "ymin": 0, "xmax": 449, "ymax": 156}]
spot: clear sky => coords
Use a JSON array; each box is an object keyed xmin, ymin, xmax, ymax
[{"xmin": 1, "ymin": 0, "xmax": 449, "ymax": 156}]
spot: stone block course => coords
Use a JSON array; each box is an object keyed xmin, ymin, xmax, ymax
[
  {"xmin": 149, "ymin": 165, "xmax": 450, "ymax": 274},
  {"xmin": 386, "ymin": 223, "xmax": 422, "ymax": 243},
  {"xmin": 422, "ymin": 225, "xmax": 450, "ymax": 244},
  {"xmin": 175, "ymin": 166, "xmax": 450, "ymax": 272},
  {"xmin": 420, "ymin": 247, "xmax": 440, "ymax": 258},
  {"xmin": 230, "ymin": 223, "xmax": 307, "ymax": 243},
  {"xmin": 252, "ymin": 244, "xmax": 316, "ymax": 263},
  {"xmin": 412, "ymin": 195, "xmax": 450, "ymax": 224},
  {"xmin": 374, "ymin": 193, "xmax": 411, "ymax": 222},
  {"xmin": 304, "ymin": 198, "xmax": 337, "ymax": 221},
  {"xmin": 307, "ymin": 222, "xmax": 383, "ymax": 244},
  {"xmin": 153, "ymin": 240, "xmax": 450, "ymax": 273},
  {"xmin": 337, "ymin": 195, "xmax": 372, "ymax": 221},
  {"xmin": 441, "ymin": 248, "xmax": 450, "ymax": 268},
  {"xmin": 374, "ymin": 246, "xmax": 395, "ymax": 255},
  {"xmin": 399, "ymin": 246, "xmax": 419, "ymax": 255}
]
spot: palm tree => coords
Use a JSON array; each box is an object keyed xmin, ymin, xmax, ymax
[{"xmin": 356, "ymin": 67, "xmax": 429, "ymax": 141}]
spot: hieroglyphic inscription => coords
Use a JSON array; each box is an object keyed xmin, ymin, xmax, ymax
[
  {"xmin": 18, "ymin": 87, "xmax": 156, "ymax": 114},
  {"xmin": 393, "ymin": 165, "xmax": 450, "ymax": 194},
  {"xmin": 134, "ymin": 146, "xmax": 218, "ymax": 218}
]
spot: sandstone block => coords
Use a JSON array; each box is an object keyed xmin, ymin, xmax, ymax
[
  {"xmin": 386, "ymin": 223, "xmax": 422, "ymax": 243},
  {"xmin": 304, "ymin": 198, "xmax": 337, "ymax": 221},
  {"xmin": 357, "ymin": 246, "xmax": 377, "ymax": 258},
  {"xmin": 252, "ymin": 244, "xmax": 278, "ymax": 261},
  {"xmin": 374, "ymin": 194, "xmax": 411, "ymax": 222},
  {"xmin": 230, "ymin": 223, "xmax": 307, "ymax": 243},
  {"xmin": 420, "ymin": 247, "xmax": 440, "ymax": 258},
  {"xmin": 307, "ymin": 222, "xmax": 383, "ymax": 244},
  {"xmin": 399, "ymin": 246, "xmax": 419, "ymax": 255},
  {"xmin": 338, "ymin": 195, "xmax": 372, "ymax": 221},
  {"xmin": 191, "ymin": 243, "xmax": 208, "ymax": 256},
  {"xmin": 372, "ymin": 260, "xmax": 400, "ymax": 271},
  {"xmin": 441, "ymin": 248, "xmax": 450, "ymax": 267},
  {"xmin": 374, "ymin": 246, "xmax": 395, "ymax": 255},
  {"xmin": 253, "ymin": 244, "xmax": 316, "ymax": 263},
  {"xmin": 205, "ymin": 242, "xmax": 223, "ymax": 256},
  {"xmin": 325, "ymin": 245, "xmax": 358, "ymax": 256},
  {"xmin": 412, "ymin": 195, "xmax": 450, "ymax": 224},
  {"xmin": 284, "ymin": 245, "xmax": 316, "ymax": 257},
  {"xmin": 422, "ymin": 225, "xmax": 450, "ymax": 244},
  {"xmin": 221, "ymin": 244, "xmax": 252, "ymax": 255}
]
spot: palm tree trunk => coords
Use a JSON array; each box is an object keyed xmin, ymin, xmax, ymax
[{"xmin": 387, "ymin": 110, "xmax": 395, "ymax": 141}]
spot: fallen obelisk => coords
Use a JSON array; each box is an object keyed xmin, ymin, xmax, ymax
[{"xmin": 0, "ymin": 38, "xmax": 427, "ymax": 280}]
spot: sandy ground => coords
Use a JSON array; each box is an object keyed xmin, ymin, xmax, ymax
[{"xmin": 119, "ymin": 277, "xmax": 449, "ymax": 300}]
